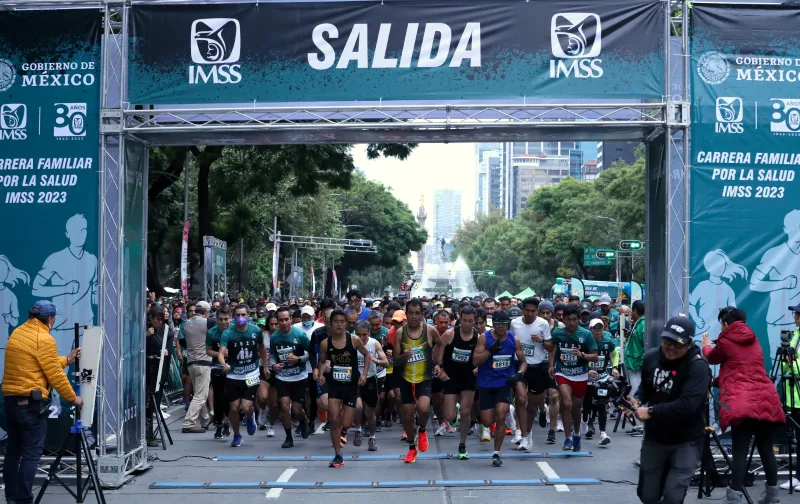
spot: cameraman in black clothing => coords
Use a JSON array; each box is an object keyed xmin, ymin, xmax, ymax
[
  {"xmin": 627, "ymin": 315, "xmax": 711, "ymax": 504},
  {"xmin": 146, "ymin": 305, "xmax": 174, "ymax": 447}
]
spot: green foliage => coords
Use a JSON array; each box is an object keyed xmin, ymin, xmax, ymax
[{"xmin": 455, "ymin": 149, "xmax": 646, "ymax": 296}]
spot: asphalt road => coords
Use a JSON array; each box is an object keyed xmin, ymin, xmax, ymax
[{"xmin": 33, "ymin": 405, "xmax": 800, "ymax": 504}]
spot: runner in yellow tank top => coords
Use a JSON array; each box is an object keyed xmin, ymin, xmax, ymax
[{"xmin": 392, "ymin": 299, "xmax": 445, "ymax": 464}]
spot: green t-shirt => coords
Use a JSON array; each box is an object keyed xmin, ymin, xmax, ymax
[
  {"xmin": 220, "ymin": 323, "xmax": 263, "ymax": 382},
  {"xmin": 589, "ymin": 331, "xmax": 616, "ymax": 379},
  {"xmin": 269, "ymin": 327, "xmax": 311, "ymax": 383},
  {"xmin": 552, "ymin": 326, "xmax": 597, "ymax": 381},
  {"xmin": 206, "ymin": 325, "xmax": 225, "ymax": 368}
]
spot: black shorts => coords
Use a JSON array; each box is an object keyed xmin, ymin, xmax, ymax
[
  {"xmin": 432, "ymin": 377, "xmax": 444, "ymax": 394},
  {"xmin": 399, "ymin": 379, "xmax": 432, "ymax": 405},
  {"xmin": 386, "ymin": 372, "xmax": 400, "ymax": 391},
  {"xmin": 443, "ymin": 376, "xmax": 477, "ymax": 396},
  {"xmin": 360, "ymin": 376, "xmax": 380, "ymax": 408},
  {"xmin": 377, "ymin": 375, "xmax": 387, "ymax": 394},
  {"xmin": 524, "ymin": 363, "xmax": 555, "ymax": 395},
  {"xmin": 328, "ymin": 382, "xmax": 358, "ymax": 408},
  {"xmin": 478, "ymin": 386, "xmax": 513, "ymax": 411},
  {"xmin": 275, "ymin": 380, "xmax": 306, "ymax": 404},
  {"xmin": 225, "ymin": 378, "xmax": 258, "ymax": 403}
]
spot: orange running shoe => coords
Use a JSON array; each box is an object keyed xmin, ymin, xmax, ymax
[
  {"xmin": 403, "ymin": 448, "xmax": 418, "ymax": 464},
  {"xmin": 400, "ymin": 430, "xmax": 408, "ymax": 441},
  {"xmin": 505, "ymin": 428, "xmax": 513, "ymax": 435},
  {"xmin": 490, "ymin": 423, "xmax": 496, "ymax": 437},
  {"xmin": 418, "ymin": 430, "xmax": 429, "ymax": 452},
  {"xmin": 319, "ymin": 410, "xmax": 328, "ymax": 423}
]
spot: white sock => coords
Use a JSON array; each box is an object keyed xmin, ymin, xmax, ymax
[
  {"xmin": 580, "ymin": 421, "xmax": 588, "ymax": 435},
  {"xmin": 493, "ymin": 450, "xmax": 500, "ymax": 456}
]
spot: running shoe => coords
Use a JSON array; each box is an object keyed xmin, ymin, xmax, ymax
[
  {"xmin": 572, "ymin": 434, "xmax": 582, "ymax": 452},
  {"xmin": 258, "ymin": 409, "xmax": 268, "ymax": 428},
  {"xmin": 222, "ymin": 424, "xmax": 231, "ymax": 437},
  {"xmin": 329, "ymin": 454, "xmax": 344, "ymax": 468},
  {"xmin": 403, "ymin": 448, "xmax": 418, "ymax": 464},
  {"xmin": 400, "ymin": 430, "xmax": 408, "ymax": 441},
  {"xmin": 556, "ymin": 419, "xmax": 564, "ymax": 432},
  {"xmin": 546, "ymin": 429, "xmax": 556, "ymax": 444},
  {"xmin": 246, "ymin": 413, "xmax": 257, "ymax": 436},
  {"xmin": 267, "ymin": 426, "xmax": 275, "ymax": 438},
  {"xmin": 353, "ymin": 430, "xmax": 362, "ymax": 447},
  {"xmin": 469, "ymin": 424, "xmax": 477, "ymax": 436},
  {"xmin": 308, "ymin": 420, "xmax": 315, "ymax": 435},
  {"xmin": 538, "ymin": 409, "xmax": 547, "ymax": 428},
  {"xmin": 230, "ymin": 434, "xmax": 242, "ymax": 447},
  {"xmin": 492, "ymin": 453, "xmax": 503, "ymax": 467},
  {"xmin": 480, "ymin": 426, "xmax": 491, "ymax": 442},
  {"xmin": 340, "ymin": 431, "xmax": 348, "ymax": 446},
  {"xmin": 458, "ymin": 443, "xmax": 469, "ymax": 460},
  {"xmin": 295, "ymin": 425, "xmax": 303, "ymax": 435},
  {"xmin": 322, "ymin": 421, "xmax": 331, "ymax": 432},
  {"xmin": 259, "ymin": 423, "xmax": 268, "ymax": 431},
  {"xmin": 418, "ymin": 430, "xmax": 429, "ymax": 452},
  {"xmin": 368, "ymin": 437, "xmax": 378, "ymax": 451},
  {"xmin": 585, "ymin": 423, "xmax": 595, "ymax": 440},
  {"xmin": 562, "ymin": 437, "xmax": 573, "ymax": 451},
  {"xmin": 281, "ymin": 438, "xmax": 294, "ymax": 449},
  {"xmin": 444, "ymin": 422, "xmax": 456, "ymax": 434},
  {"xmin": 511, "ymin": 429, "xmax": 522, "ymax": 445},
  {"xmin": 301, "ymin": 420, "xmax": 311, "ymax": 439},
  {"xmin": 434, "ymin": 423, "xmax": 446, "ymax": 437},
  {"xmin": 599, "ymin": 431, "xmax": 611, "ymax": 446},
  {"xmin": 519, "ymin": 436, "xmax": 532, "ymax": 452},
  {"xmin": 214, "ymin": 425, "xmax": 223, "ymax": 440}
]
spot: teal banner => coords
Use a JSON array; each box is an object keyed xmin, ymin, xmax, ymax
[
  {"xmin": 128, "ymin": 0, "xmax": 665, "ymax": 104},
  {"xmin": 690, "ymin": 4, "xmax": 800, "ymax": 364},
  {"xmin": 0, "ymin": 9, "xmax": 102, "ymax": 444}
]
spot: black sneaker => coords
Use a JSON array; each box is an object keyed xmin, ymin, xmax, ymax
[
  {"xmin": 308, "ymin": 420, "xmax": 315, "ymax": 434},
  {"xmin": 214, "ymin": 425, "xmax": 223, "ymax": 440},
  {"xmin": 458, "ymin": 443, "xmax": 469, "ymax": 460},
  {"xmin": 547, "ymin": 429, "xmax": 556, "ymax": 444},
  {"xmin": 329, "ymin": 454, "xmax": 344, "ymax": 468},
  {"xmin": 586, "ymin": 424, "xmax": 595, "ymax": 439},
  {"xmin": 282, "ymin": 438, "xmax": 294, "ymax": 449},
  {"xmin": 539, "ymin": 410, "xmax": 547, "ymax": 428},
  {"xmin": 222, "ymin": 424, "xmax": 231, "ymax": 437},
  {"xmin": 295, "ymin": 425, "xmax": 303, "ymax": 435},
  {"xmin": 492, "ymin": 453, "xmax": 503, "ymax": 467},
  {"xmin": 322, "ymin": 421, "xmax": 331, "ymax": 432},
  {"xmin": 301, "ymin": 420, "xmax": 311, "ymax": 439}
]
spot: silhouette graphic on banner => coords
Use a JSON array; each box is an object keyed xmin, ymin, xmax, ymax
[{"xmin": 689, "ymin": 249, "xmax": 747, "ymax": 342}]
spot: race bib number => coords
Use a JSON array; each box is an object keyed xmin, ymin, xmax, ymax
[
  {"xmin": 277, "ymin": 347, "xmax": 294, "ymax": 362},
  {"xmin": 333, "ymin": 366, "xmax": 352, "ymax": 382},
  {"xmin": 492, "ymin": 355, "xmax": 511, "ymax": 370},
  {"xmin": 245, "ymin": 376, "xmax": 260, "ymax": 387},
  {"xmin": 560, "ymin": 350, "xmax": 578, "ymax": 363},
  {"xmin": 452, "ymin": 348, "xmax": 472, "ymax": 363},
  {"xmin": 407, "ymin": 347, "xmax": 425, "ymax": 364},
  {"xmin": 522, "ymin": 343, "xmax": 536, "ymax": 357},
  {"xmin": 597, "ymin": 388, "xmax": 608, "ymax": 397}
]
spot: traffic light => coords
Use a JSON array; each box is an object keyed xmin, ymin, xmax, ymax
[
  {"xmin": 596, "ymin": 249, "xmax": 616, "ymax": 259},
  {"xmin": 620, "ymin": 240, "xmax": 643, "ymax": 251}
]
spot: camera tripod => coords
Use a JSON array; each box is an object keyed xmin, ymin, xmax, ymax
[
  {"xmin": 696, "ymin": 392, "xmax": 753, "ymax": 503},
  {"xmin": 35, "ymin": 324, "xmax": 106, "ymax": 504}
]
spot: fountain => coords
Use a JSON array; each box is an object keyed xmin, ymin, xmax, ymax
[{"xmin": 412, "ymin": 254, "xmax": 483, "ymax": 299}]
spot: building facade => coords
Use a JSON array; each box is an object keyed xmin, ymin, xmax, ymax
[
  {"xmin": 597, "ymin": 141, "xmax": 637, "ymax": 170},
  {"xmin": 500, "ymin": 142, "xmax": 577, "ymax": 218},
  {"xmin": 433, "ymin": 189, "xmax": 462, "ymax": 242}
]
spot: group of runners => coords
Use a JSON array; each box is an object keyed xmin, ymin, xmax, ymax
[{"xmin": 168, "ymin": 291, "xmax": 623, "ymax": 468}]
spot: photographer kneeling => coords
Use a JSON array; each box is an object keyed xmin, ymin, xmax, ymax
[{"xmin": 628, "ymin": 315, "xmax": 710, "ymax": 504}]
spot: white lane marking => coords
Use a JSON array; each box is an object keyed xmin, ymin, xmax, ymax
[
  {"xmin": 537, "ymin": 461, "xmax": 569, "ymax": 492},
  {"xmin": 315, "ymin": 422, "xmax": 326, "ymax": 435},
  {"xmin": 265, "ymin": 467, "xmax": 296, "ymax": 500}
]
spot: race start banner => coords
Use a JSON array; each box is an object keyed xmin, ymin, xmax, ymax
[
  {"xmin": 128, "ymin": 0, "xmax": 664, "ymax": 104},
  {"xmin": 690, "ymin": 4, "xmax": 800, "ymax": 364},
  {"xmin": 0, "ymin": 9, "xmax": 102, "ymax": 446}
]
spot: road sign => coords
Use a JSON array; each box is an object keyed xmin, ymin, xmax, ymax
[
  {"xmin": 404, "ymin": 270, "xmax": 415, "ymax": 276},
  {"xmin": 584, "ymin": 259, "xmax": 613, "ymax": 266},
  {"xmin": 486, "ymin": 270, "xmax": 495, "ymax": 277},
  {"xmin": 619, "ymin": 240, "xmax": 643, "ymax": 251}
]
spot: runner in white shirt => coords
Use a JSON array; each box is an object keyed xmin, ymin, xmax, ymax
[
  {"xmin": 510, "ymin": 297, "xmax": 551, "ymax": 451},
  {"xmin": 354, "ymin": 320, "xmax": 388, "ymax": 450}
]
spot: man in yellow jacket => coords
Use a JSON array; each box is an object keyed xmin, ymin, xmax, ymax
[{"xmin": 3, "ymin": 300, "xmax": 81, "ymax": 504}]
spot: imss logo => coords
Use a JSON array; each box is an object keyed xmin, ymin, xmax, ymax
[
  {"xmin": 714, "ymin": 97, "xmax": 744, "ymax": 134},
  {"xmin": 0, "ymin": 104, "xmax": 27, "ymax": 141},
  {"xmin": 550, "ymin": 13, "xmax": 603, "ymax": 79},
  {"xmin": 770, "ymin": 98, "xmax": 800, "ymax": 137},
  {"xmin": 189, "ymin": 18, "xmax": 242, "ymax": 84}
]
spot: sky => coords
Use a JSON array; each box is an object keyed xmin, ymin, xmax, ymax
[{"xmin": 351, "ymin": 143, "xmax": 477, "ymax": 240}]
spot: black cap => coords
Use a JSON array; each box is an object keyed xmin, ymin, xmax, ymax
[
  {"xmin": 661, "ymin": 316, "xmax": 695, "ymax": 345},
  {"xmin": 508, "ymin": 306, "xmax": 523, "ymax": 318},
  {"xmin": 790, "ymin": 304, "xmax": 800, "ymax": 313},
  {"xmin": 580, "ymin": 302, "xmax": 593, "ymax": 315},
  {"xmin": 492, "ymin": 310, "xmax": 512, "ymax": 324}
]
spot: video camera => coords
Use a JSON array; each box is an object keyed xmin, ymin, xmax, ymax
[
  {"xmin": 780, "ymin": 329, "xmax": 796, "ymax": 355},
  {"xmin": 595, "ymin": 374, "xmax": 636, "ymax": 410}
]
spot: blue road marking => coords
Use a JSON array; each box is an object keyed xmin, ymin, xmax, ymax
[
  {"xmin": 376, "ymin": 480, "xmax": 431, "ymax": 487},
  {"xmin": 215, "ymin": 456, "xmax": 259, "ymax": 461},
  {"xmin": 433, "ymin": 480, "xmax": 487, "ymax": 486},
  {"xmin": 490, "ymin": 479, "xmax": 545, "ymax": 485},
  {"xmin": 320, "ymin": 481, "xmax": 374, "ymax": 487},
  {"xmin": 263, "ymin": 481, "xmax": 317, "ymax": 488},
  {"xmin": 206, "ymin": 482, "xmax": 262, "ymax": 489},
  {"xmin": 545, "ymin": 478, "xmax": 601, "ymax": 485},
  {"xmin": 212, "ymin": 452, "xmax": 587, "ymax": 462},
  {"xmin": 149, "ymin": 478, "xmax": 600, "ymax": 490},
  {"xmin": 149, "ymin": 482, "xmax": 206, "ymax": 489}
]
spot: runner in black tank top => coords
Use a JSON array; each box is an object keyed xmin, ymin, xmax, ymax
[
  {"xmin": 313, "ymin": 310, "xmax": 372, "ymax": 468},
  {"xmin": 434, "ymin": 305, "xmax": 480, "ymax": 459}
]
